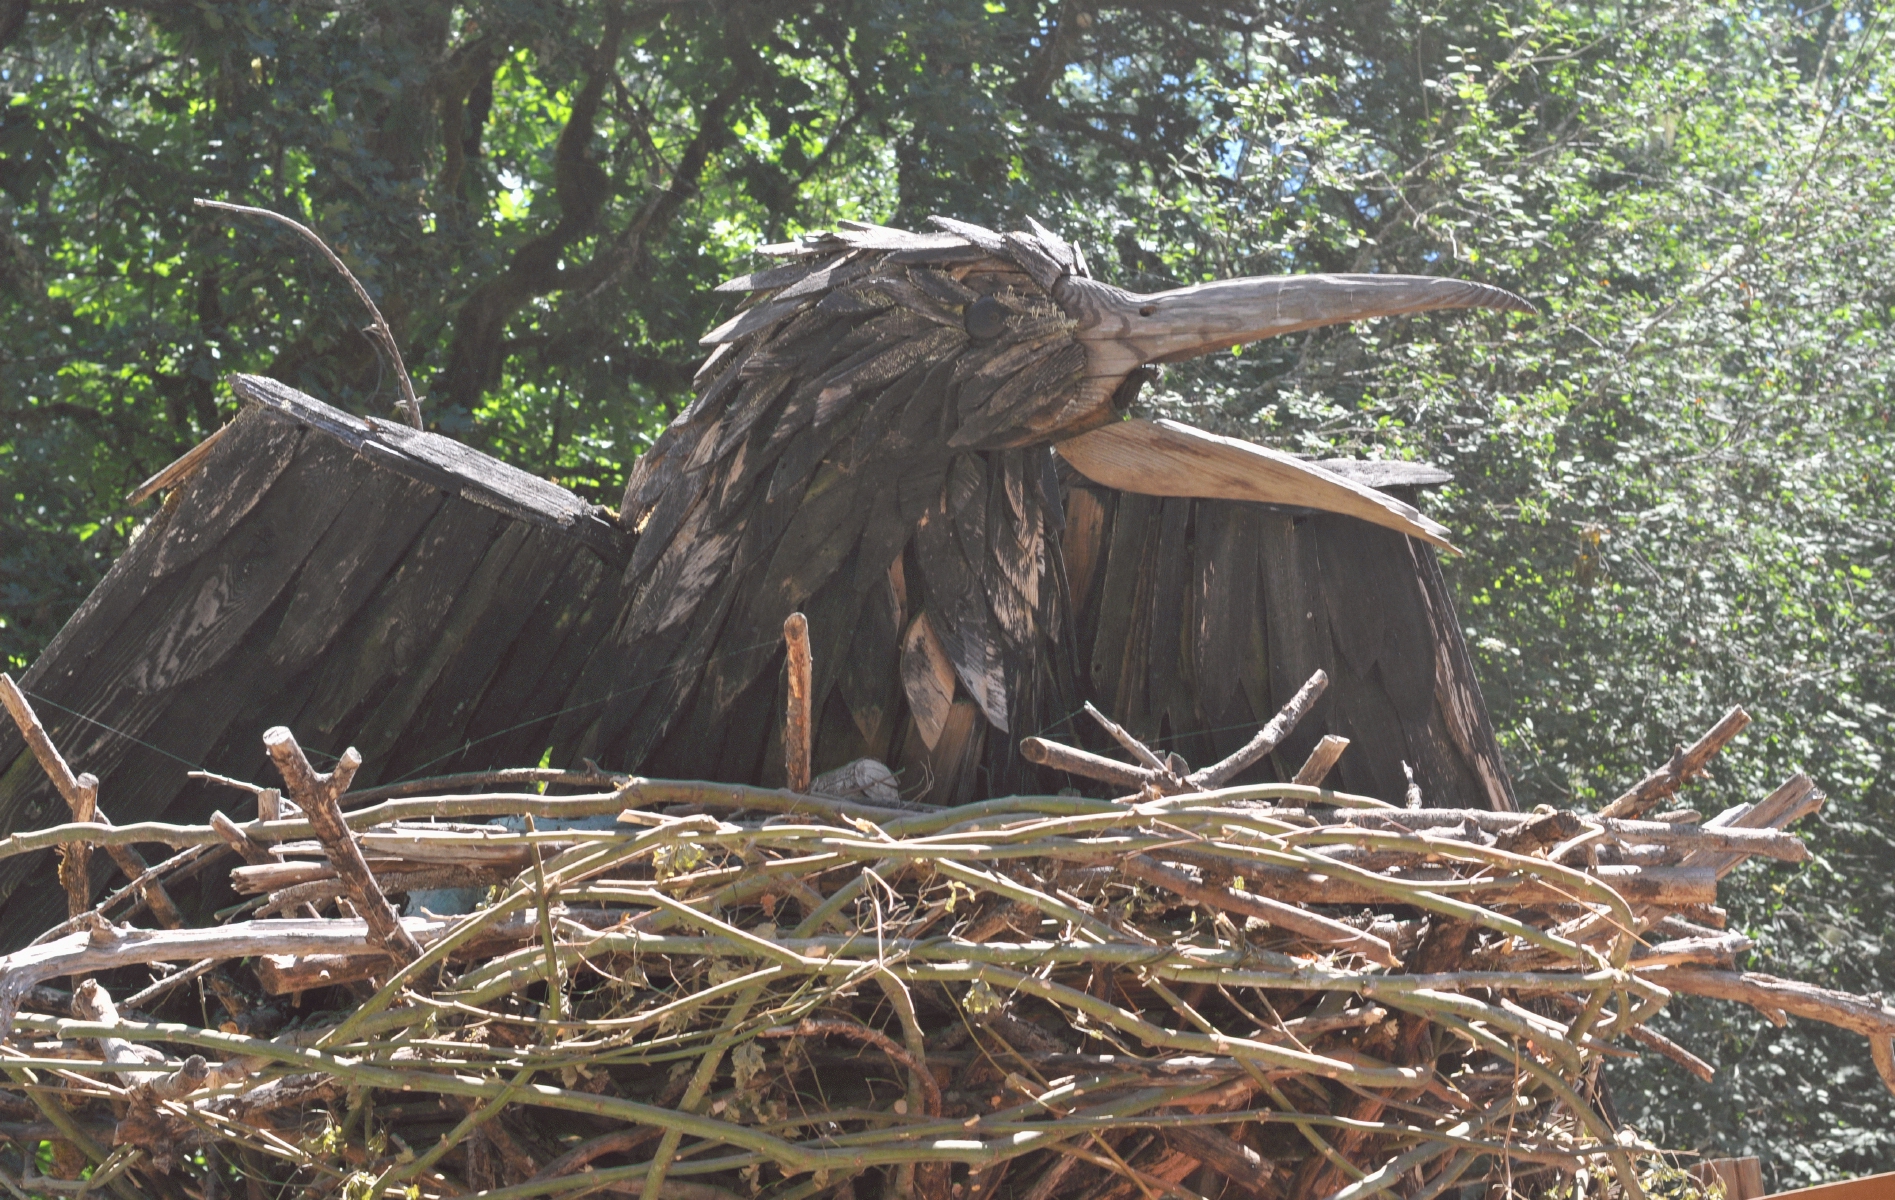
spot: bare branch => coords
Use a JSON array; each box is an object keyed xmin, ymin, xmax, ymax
[{"xmin": 194, "ymin": 199, "xmax": 422, "ymax": 428}]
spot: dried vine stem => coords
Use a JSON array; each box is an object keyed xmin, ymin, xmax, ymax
[
  {"xmin": 193, "ymin": 198, "xmax": 422, "ymax": 428},
  {"xmin": 0, "ymin": 694, "xmax": 1874, "ymax": 1199}
]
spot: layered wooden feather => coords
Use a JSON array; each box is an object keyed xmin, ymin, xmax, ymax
[
  {"xmin": 554, "ymin": 219, "xmax": 1094, "ymax": 800},
  {"xmin": 548, "ymin": 218, "xmax": 1514, "ymax": 808}
]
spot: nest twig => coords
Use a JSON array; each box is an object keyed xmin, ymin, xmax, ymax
[{"xmin": 0, "ymin": 658, "xmax": 1882, "ymax": 1200}]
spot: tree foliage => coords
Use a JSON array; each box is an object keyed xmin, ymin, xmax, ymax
[{"xmin": 2, "ymin": 0, "xmax": 1891, "ymax": 1182}]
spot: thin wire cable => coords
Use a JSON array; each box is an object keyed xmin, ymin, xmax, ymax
[{"xmin": 15, "ymin": 634, "xmax": 786, "ymax": 787}]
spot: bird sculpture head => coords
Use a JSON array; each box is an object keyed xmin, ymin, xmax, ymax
[{"xmin": 595, "ymin": 217, "xmax": 1526, "ymax": 795}]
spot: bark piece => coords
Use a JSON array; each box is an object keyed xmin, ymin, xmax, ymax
[{"xmin": 900, "ymin": 613, "xmax": 958, "ymax": 752}]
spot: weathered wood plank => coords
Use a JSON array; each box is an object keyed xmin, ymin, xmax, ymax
[
  {"xmin": 128, "ymin": 436, "xmax": 364, "ymax": 695},
  {"xmin": 278, "ymin": 499, "xmax": 506, "ymax": 750},
  {"xmin": 1412, "ymin": 539, "xmax": 1519, "ymax": 812},
  {"xmin": 893, "ymin": 697, "xmax": 985, "ymax": 807},
  {"xmin": 345, "ymin": 521, "xmax": 547, "ymax": 780},
  {"xmin": 837, "ymin": 567, "xmax": 907, "ymax": 755},
  {"xmin": 1086, "ymin": 492, "xmax": 1156, "ymax": 721},
  {"xmin": 1192, "ymin": 502, "xmax": 1267, "ymax": 770},
  {"xmin": 148, "ymin": 416, "xmax": 307, "ymax": 579},
  {"xmin": 391, "ymin": 532, "xmax": 584, "ymax": 776},
  {"xmin": 452, "ymin": 549, "xmax": 615, "ymax": 773},
  {"xmin": 1060, "ymin": 485, "xmax": 1109, "ymax": 626},
  {"xmin": 229, "ymin": 375, "xmax": 625, "ymax": 565},
  {"xmin": 0, "ymin": 419, "xmax": 359, "ymax": 879},
  {"xmin": 262, "ymin": 473, "xmax": 449, "ymax": 673},
  {"xmin": 1146, "ymin": 498, "xmax": 1197, "ymax": 763},
  {"xmin": 1255, "ymin": 510, "xmax": 1333, "ymax": 777}
]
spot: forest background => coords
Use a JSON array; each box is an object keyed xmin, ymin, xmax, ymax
[{"xmin": 1, "ymin": 0, "xmax": 1890, "ymax": 1185}]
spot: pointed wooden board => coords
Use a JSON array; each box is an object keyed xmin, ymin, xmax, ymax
[{"xmin": 1054, "ymin": 417, "xmax": 1456, "ymax": 551}]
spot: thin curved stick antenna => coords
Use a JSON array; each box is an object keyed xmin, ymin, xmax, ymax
[{"xmin": 194, "ymin": 198, "xmax": 422, "ymax": 429}]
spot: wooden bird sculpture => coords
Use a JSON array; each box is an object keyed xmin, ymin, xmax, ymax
[
  {"xmin": 0, "ymin": 216, "xmax": 1530, "ymax": 941},
  {"xmin": 550, "ymin": 217, "xmax": 1530, "ymax": 803}
]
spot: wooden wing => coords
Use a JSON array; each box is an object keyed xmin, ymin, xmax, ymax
[
  {"xmin": 1054, "ymin": 467, "xmax": 1515, "ymax": 811},
  {"xmin": 0, "ymin": 377, "xmax": 629, "ymax": 942}
]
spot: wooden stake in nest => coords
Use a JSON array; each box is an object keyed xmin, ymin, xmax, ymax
[{"xmin": 0, "ymin": 652, "xmax": 1884, "ymax": 1200}]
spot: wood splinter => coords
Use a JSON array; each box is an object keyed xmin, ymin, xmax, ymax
[
  {"xmin": 1292, "ymin": 736, "xmax": 1350, "ymax": 787},
  {"xmin": 262, "ymin": 727, "xmax": 423, "ymax": 966},
  {"xmin": 784, "ymin": 612, "xmax": 813, "ymax": 794}
]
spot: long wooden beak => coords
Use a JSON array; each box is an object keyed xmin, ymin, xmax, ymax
[
  {"xmin": 1045, "ymin": 272, "xmax": 1528, "ymax": 548},
  {"xmin": 1062, "ymin": 272, "xmax": 1533, "ymax": 381},
  {"xmin": 1056, "ymin": 418, "xmax": 1458, "ymax": 551}
]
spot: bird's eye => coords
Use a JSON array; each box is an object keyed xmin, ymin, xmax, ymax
[
  {"xmin": 964, "ymin": 296, "xmax": 1008, "ymax": 340},
  {"xmin": 1138, "ymin": 305, "xmax": 1157, "ymax": 317}
]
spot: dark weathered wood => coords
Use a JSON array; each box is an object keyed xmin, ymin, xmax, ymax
[
  {"xmin": 1146, "ymin": 498, "xmax": 1195, "ymax": 759},
  {"xmin": 1190, "ymin": 500, "xmax": 1265, "ymax": 769},
  {"xmin": 1316, "ymin": 515, "xmax": 1423, "ymax": 803},
  {"xmin": 133, "ymin": 436, "xmax": 366, "ymax": 695},
  {"xmin": 1255, "ymin": 510, "xmax": 1332, "ymax": 775},
  {"xmin": 1046, "ymin": 495, "xmax": 1516, "ymax": 810},
  {"xmin": 1409, "ymin": 537, "xmax": 1519, "ymax": 812},
  {"xmin": 1161, "ymin": 1127, "xmax": 1274, "ymax": 1198},
  {"xmin": 278, "ymin": 499, "xmax": 505, "ymax": 754},
  {"xmin": 0, "ymin": 680, "xmax": 186, "ymax": 932},
  {"xmin": 262, "ymin": 472, "xmax": 449, "ymax": 674},
  {"xmin": 148, "ymin": 415, "xmax": 307, "ymax": 579},
  {"xmin": 347, "ymin": 521, "xmax": 548, "ymax": 769},
  {"xmin": 387, "ymin": 531, "xmax": 582, "ymax": 774},
  {"xmin": 229, "ymin": 376, "xmax": 623, "ymax": 564},
  {"xmin": 450, "ymin": 549, "xmax": 614, "ymax": 773},
  {"xmin": 836, "ymin": 565, "xmax": 906, "ymax": 754},
  {"xmin": 0, "ymin": 383, "xmax": 631, "ymax": 945}
]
